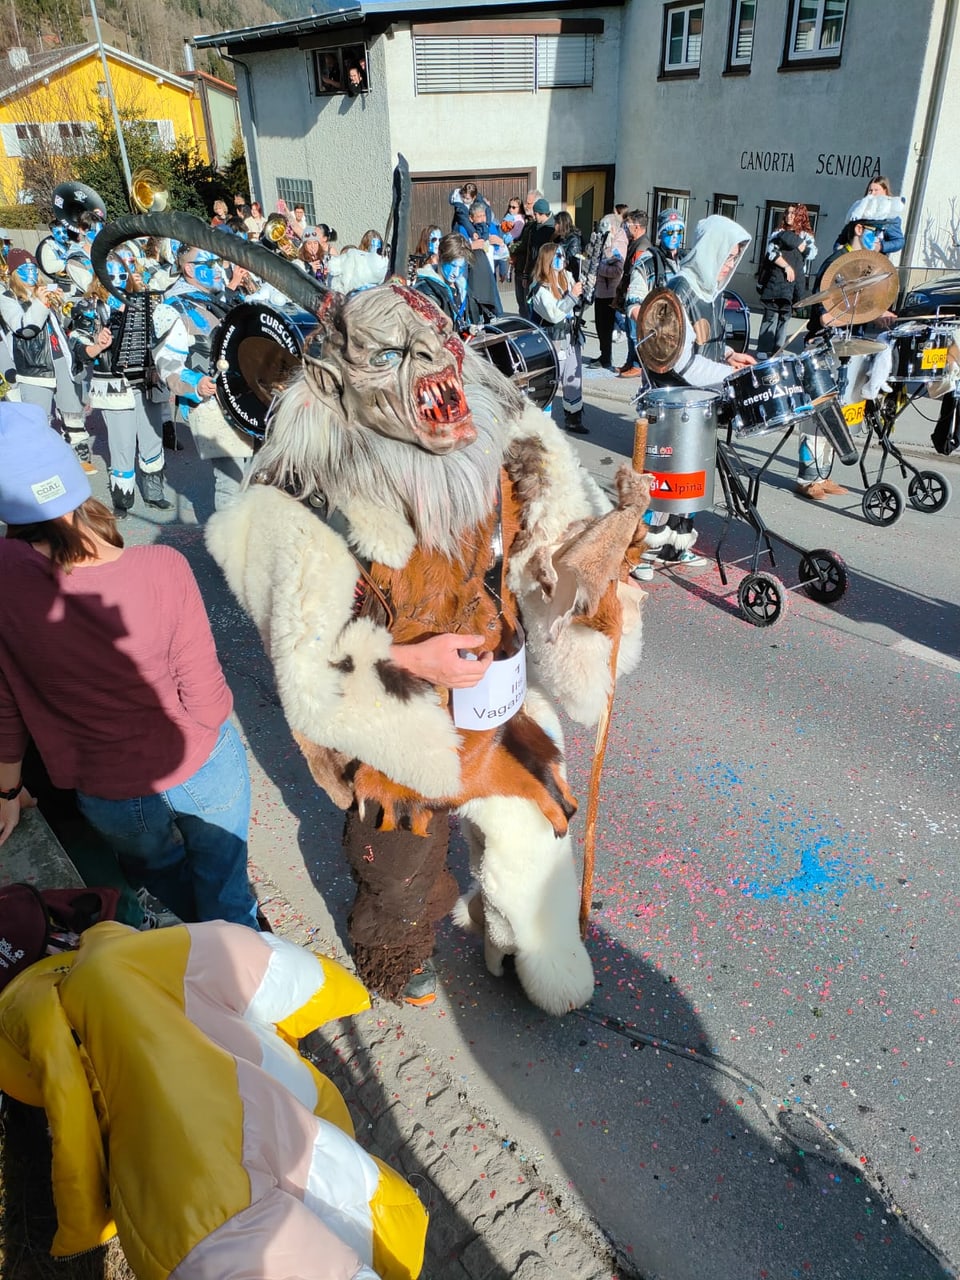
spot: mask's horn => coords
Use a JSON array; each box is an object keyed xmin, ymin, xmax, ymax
[{"xmin": 90, "ymin": 210, "xmax": 329, "ymax": 312}]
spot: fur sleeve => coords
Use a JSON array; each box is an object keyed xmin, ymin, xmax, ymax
[
  {"xmin": 205, "ymin": 487, "xmax": 463, "ymax": 799},
  {"xmin": 504, "ymin": 407, "xmax": 645, "ymax": 727}
]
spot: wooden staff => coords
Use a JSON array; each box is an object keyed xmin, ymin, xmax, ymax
[{"xmin": 579, "ymin": 415, "xmax": 649, "ymax": 938}]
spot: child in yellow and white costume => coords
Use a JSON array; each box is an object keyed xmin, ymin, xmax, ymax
[{"xmin": 0, "ymin": 921, "xmax": 426, "ymax": 1280}]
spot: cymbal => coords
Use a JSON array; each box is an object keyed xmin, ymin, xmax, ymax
[
  {"xmin": 636, "ymin": 288, "xmax": 685, "ymax": 374},
  {"xmin": 830, "ymin": 337, "xmax": 888, "ymax": 357},
  {"xmin": 797, "ymin": 249, "xmax": 898, "ymax": 323}
]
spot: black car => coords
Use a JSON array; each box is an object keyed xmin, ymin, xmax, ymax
[{"xmin": 899, "ymin": 274, "xmax": 960, "ymax": 318}]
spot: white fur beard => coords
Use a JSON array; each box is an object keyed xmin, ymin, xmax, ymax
[{"xmin": 254, "ymin": 355, "xmax": 516, "ymax": 558}]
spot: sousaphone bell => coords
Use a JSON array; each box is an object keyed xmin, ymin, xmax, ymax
[{"xmin": 131, "ymin": 169, "xmax": 169, "ymax": 215}]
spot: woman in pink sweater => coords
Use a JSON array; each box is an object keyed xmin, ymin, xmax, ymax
[{"xmin": 0, "ymin": 402, "xmax": 258, "ymax": 928}]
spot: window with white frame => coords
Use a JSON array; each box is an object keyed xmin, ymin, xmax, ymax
[
  {"xmin": 662, "ymin": 3, "xmax": 704, "ymax": 75},
  {"xmin": 784, "ymin": 0, "xmax": 847, "ymax": 63},
  {"xmin": 1, "ymin": 121, "xmax": 95, "ymax": 157},
  {"xmin": 713, "ymin": 193, "xmax": 740, "ymax": 220},
  {"xmin": 727, "ymin": 0, "xmax": 756, "ymax": 69},
  {"xmin": 276, "ymin": 177, "xmax": 316, "ymax": 225},
  {"xmin": 412, "ymin": 33, "xmax": 594, "ymax": 94}
]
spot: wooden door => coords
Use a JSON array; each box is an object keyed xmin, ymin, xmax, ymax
[{"xmin": 562, "ymin": 166, "xmax": 614, "ymax": 241}]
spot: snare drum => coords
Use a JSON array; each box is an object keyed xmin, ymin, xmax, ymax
[
  {"xmin": 724, "ymin": 355, "xmax": 814, "ymax": 437},
  {"xmin": 886, "ymin": 323, "xmax": 956, "ymax": 383},
  {"xmin": 795, "ymin": 341, "xmax": 839, "ymax": 404},
  {"xmin": 470, "ymin": 315, "xmax": 559, "ymax": 410}
]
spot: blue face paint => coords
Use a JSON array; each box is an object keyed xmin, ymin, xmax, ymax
[
  {"xmin": 441, "ymin": 257, "xmax": 468, "ymax": 289},
  {"xmin": 553, "ymin": 248, "xmax": 565, "ymax": 271},
  {"xmin": 14, "ymin": 262, "xmax": 38, "ymax": 286},
  {"xmin": 428, "ymin": 231, "xmax": 441, "ymax": 250},
  {"xmin": 661, "ymin": 230, "xmax": 683, "ymax": 249},
  {"xmin": 860, "ymin": 227, "xmax": 881, "ymax": 251},
  {"xmin": 370, "ymin": 237, "xmax": 382, "ymax": 253},
  {"xmin": 191, "ymin": 252, "xmax": 224, "ymax": 290}
]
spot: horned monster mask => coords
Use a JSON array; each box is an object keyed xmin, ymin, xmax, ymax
[{"xmin": 302, "ymin": 285, "xmax": 475, "ymax": 454}]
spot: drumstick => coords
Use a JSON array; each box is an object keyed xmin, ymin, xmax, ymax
[
  {"xmin": 633, "ymin": 415, "xmax": 649, "ymax": 472},
  {"xmin": 773, "ymin": 322, "xmax": 810, "ymax": 357}
]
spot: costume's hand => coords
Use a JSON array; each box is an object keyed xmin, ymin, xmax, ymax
[
  {"xmin": 0, "ymin": 788, "xmax": 36, "ymax": 848},
  {"xmin": 726, "ymin": 351, "xmax": 756, "ymax": 370},
  {"xmin": 197, "ymin": 375, "xmax": 217, "ymax": 398},
  {"xmin": 389, "ymin": 634, "xmax": 493, "ymax": 688}
]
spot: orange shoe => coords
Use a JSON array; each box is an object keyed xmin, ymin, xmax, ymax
[
  {"xmin": 401, "ymin": 958, "xmax": 437, "ymax": 1007},
  {"xmin": 79, "ymin": 459, "xmax": 97, "ymax": 475}
]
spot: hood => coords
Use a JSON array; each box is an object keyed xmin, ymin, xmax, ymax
[{"xmin": 677, "ymin": 215, "xmax": 752, "ymax": 302}]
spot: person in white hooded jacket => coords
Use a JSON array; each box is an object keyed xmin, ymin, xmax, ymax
[{"xmin": 633, "ymin": 215, "xmax": 754, "ymax": 576}]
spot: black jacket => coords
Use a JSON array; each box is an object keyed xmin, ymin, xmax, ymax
[{"xmin": 758, "ymin": 230, "xmax": 807, "ymax": 305}]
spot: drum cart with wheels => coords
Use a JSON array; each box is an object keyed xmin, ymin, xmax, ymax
[
  {"xmin": 850, "ymin": 387, "xmax": 952, "ymax": 527},
  {"xmin": 713, "ymin": 420, "xmax": 848, "ymax": 627}
]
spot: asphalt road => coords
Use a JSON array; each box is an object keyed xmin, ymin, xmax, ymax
[{"xmin": 99, "ymin": 356, "xmax": 958, "ymax": 1280}]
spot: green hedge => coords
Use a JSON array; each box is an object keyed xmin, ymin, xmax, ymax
[{"xmin": 0, "ymin": 205, "xmax": 44, "ymax": 230}]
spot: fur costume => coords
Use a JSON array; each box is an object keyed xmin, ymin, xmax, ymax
[{"xmin": 207, "ymin": 283, "xmax": 650, "ymax": 1014}]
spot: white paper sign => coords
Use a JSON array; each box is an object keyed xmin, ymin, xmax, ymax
[{"xmin": 452, "ymin": 641, "xmax": 527, "ymax": 731}]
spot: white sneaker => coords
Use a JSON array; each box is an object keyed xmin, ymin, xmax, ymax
[
  {"xmin": 673, "ymin": 549, "xmax": 710, "ymax": 568},
  {"xmin": 631, "ymin": 559, "xmax": 654, "ymax": 582}
]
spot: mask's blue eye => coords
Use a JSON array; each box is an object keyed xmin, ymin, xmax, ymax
[{"xmin": 371, "ymin": 348, "xmax": 402, "ymax": 367}]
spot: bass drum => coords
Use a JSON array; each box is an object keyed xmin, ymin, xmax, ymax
[
  {"xmin": 211, "ymin": 302, "xmax": 318, "ymax": 443},
  {"xmin": 471, "ymin": 315, "xmax": 559, "ymax": 410},
  {"xmin": 722, "ymin": 290, "xmax": 751, "ymax": 355}
]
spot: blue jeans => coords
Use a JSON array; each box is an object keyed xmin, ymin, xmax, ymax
[{"xmin": 76, "ymin": 722, "xmax": 258, "ymax": 929}]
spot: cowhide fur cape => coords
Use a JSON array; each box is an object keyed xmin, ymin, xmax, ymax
[{"xmin": 206, "ymin": 355, "xmax": 647, "ymax": 1015}]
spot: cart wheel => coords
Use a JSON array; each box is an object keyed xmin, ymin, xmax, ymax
[
  {"xmin": 862, "ymin": 483, "xmax": 903, "ymax": 526},
  {"xmin": 907, "ymin": 470, "xmax": 951, "ymax": 514},
  {"xmin": 738, "ymin": 573, "xmax": 786, "ymax": 627},
  {"xmin": 798, "ymin": 548, "xmax": 848, "ymax": 604}
]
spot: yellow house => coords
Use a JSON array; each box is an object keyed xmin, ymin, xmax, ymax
[{"xmin": 0, "ymin": 43, "xmax": 239, "ymax": 205}]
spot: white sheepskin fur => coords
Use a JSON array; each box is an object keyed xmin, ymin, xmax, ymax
[{"xmin": 453, "ymin": 690, "xmax": 594, "ymax": 1016}]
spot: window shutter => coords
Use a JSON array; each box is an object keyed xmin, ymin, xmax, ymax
[
  {"xmin": 413, "ymin": 35, "xmax": 536, "ymax": 94},
  {"xmin": 536, "ymin": 35, "xmax": 594, "ymax": 88},
  {"xmin": 157, "ymin": 119, "xmax": 175, "ymax": 148}
]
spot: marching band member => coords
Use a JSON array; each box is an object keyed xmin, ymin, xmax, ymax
[
  {"xmin": 68, "ymin": 256, "xmax": 170, "ymax": 519},
  {"xmin": 0, "ymin": 250, "xmax": 96, "ymax": 473},
  {"xmin": 529, "ymin": 240, "xmax": 586, "ymax": 434},
  {"xmin": 632, "ymin": 215, "xmax": 754, "ymax": 577},
  {"xmin": 151, "ymin": 244, "xmax": 250, "ymax": 512},
  {"xmin": 798, "ymin": 195, "xmax": 899, "ymax": 501}
]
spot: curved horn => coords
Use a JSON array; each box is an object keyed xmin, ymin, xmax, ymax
[{"xmin": 91, "ymin": 211, "xmax": 328, "ymax": 313}]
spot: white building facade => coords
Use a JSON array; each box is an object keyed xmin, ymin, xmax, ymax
[{"xmin": 194, "ymin": 0, "xmax": 960, "ymax": 293}]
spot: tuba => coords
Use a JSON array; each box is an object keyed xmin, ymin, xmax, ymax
[
  {"xmin": 261, "ymin": 213, "xmax": 297, "ymax": 259},
  {"xmin": 131, "ymin": 169, "xmax": 169, "ymax": 215}
]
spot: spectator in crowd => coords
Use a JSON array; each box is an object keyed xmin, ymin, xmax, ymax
[
  {"xmin": 450, "ymin": 182, "xmax": 495, "ymax": 242},
  {"xmin": 499, "ymin": 197, "xmax": 525, "ymax": 283},
  {"xmin": 510, "ymin": 188, "xmax": 542, "ymax": 319},
  {"xmin": 585, "ymin": 213, "xmax": 628, "ymax": 373},
  {"xmin": 297, "ymin": 234, "xmax": 328, "ymax": 283},
  {"xmin": 529, "ymin": 240, "xmax": 585, "ymax": 434},
  {"xmin": 318, "ymin": 52, "xmax": 341, "ymax": 91},
  {"xmin": 210, "ymin": 199, "xmax": 229, "ymax": 227},
  {"xmin": 864, "ymin": 177, "xmax": 905, "ymax": 256},
  {"xmin": 755, "ymin": 203, "xmax": 817, "ymax": 358},
  {"xmin": 615, "ymin": 209, "xmax": 653, "ymax": 377},
  {"xmin": 287, "ymin": 205, "xmax": 310, "ymax": 246},
  {"xmin": 0, "ymin": 403, "xmax": 260, "ymax": 930}
]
